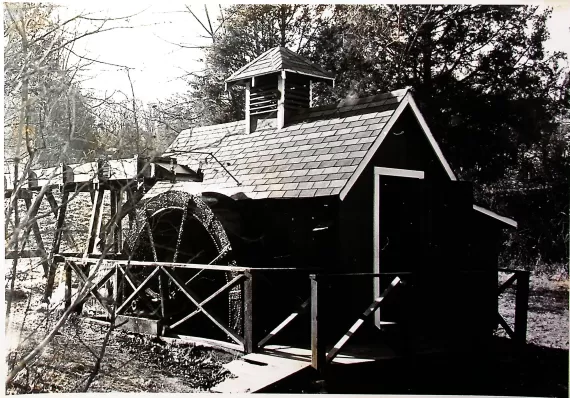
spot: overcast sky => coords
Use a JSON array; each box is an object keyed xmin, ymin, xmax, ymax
[{"xmin": 65, "ymin": 3, "xmax": 570, "ymax": 104}]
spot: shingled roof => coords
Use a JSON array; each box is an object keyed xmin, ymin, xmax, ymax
[
  {"xmin": 158, "ymin": 87, "xmax": 424, "ymax": 200},
  {"xmin": 226, "ymin": 46, "xmax": 335, "ymax": 84}
]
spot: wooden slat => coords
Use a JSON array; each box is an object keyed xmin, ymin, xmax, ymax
[
  {"xmin": 84, "ymin": 187, "xmax": 104, "ymax": 256},
  {"xmin": 498, "ymin": 273, "xmax": 518, "ymax": 295},
  {"xmin": 284, "ymin": 91, "xmax": 310, "ymax": 102},
  {"xmin": 258, "ymin": 298, "xmax": 310, "ymax": 349},
  {"xmin": 168, "ymin": 273, "xmax": 245, "ymax": 330},
  {"xmin": 250, "ymin": 89, "xmax": 278, "ymax": 98},
  {"xmin": 117, "ymin": 266, "xmax": 158, "ymax": 313},
  {"xmin": 116, "ymin": 266, "xmax": 161, "ymax": 314},
  {"xmin": 250, "ymin": 103, "xmax": 278, "ymax": 112},
  {"xmin": 63, "ymin": 257, "xmax": 252, "ymax": 272},
  {"xmin": 61, "ymin": 257, "xmax": 318, "ymax": 273},
  {"xmin": 497, "ymin": 313, "xmax": 515, "ymax": 339},
  {"xmin": 286, "ymin": 82, "xmax": 310, "ymax": 90},
  {"xmin": 284, "ymin": 98, "xmax": 310, "ymax": 107},
  {"xmin": 68, "ymin": 261, "xmax": 115, "ymax": 315},
  {"xmin": 45, "ymin": 189, "xmax": 76, "ymax": 250},
  {"xmin": 250, "ymin": 97, "xmax": 277, "ymax": 105},
  {"xmin": 161, "ymin": 267, "xmax": 244, "ymax": 345},
  {"xmin": 184, "ymin": 269, "xmax": 205, "ymax": 286},
  {"xmin": 23, "ymin": 196, "xmax": 48, "ymax": 275},
  {"xmin": 326, "ymin": 276, "xmax": 402, "ymax": 363},
  {"xmin": 250, "ymin": 108, "xmax": 278, "ymax": 116},
  {"xmin": 44, "ymin": 190, "xmax": 70, "ymax": 302},
  {"xmin": 323, "ymin": 272, "xmax": 413, "ymax": 277}
]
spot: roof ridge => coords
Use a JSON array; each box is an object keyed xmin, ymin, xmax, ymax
[
  {"xmin": 191, "ymin": 120, "xmax": 246, "ymax": 132},
  {"xmin": 226, "ymin": 45, "xmax": 334, "ymax": 83},
  {"xmin": 280, "ymin": 46, "xmax": 330, "ymax": 76},
  {"xmin": 308, "ymin": 87, "xmax": 410, "ymax": 113}
]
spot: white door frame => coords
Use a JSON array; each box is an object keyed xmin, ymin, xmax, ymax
[{"xmin": 373, "ymin": 167, "xmax": 425, "ymax": 329}]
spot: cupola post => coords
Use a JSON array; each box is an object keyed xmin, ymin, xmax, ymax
[{"xmin": 225, "ymin": 47, "xmax": 335, "ymax": 134}]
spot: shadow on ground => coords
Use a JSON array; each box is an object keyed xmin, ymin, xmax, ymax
[{"xmin": 265, "ymin": 338, "xmax": 568, "ymax": 397}]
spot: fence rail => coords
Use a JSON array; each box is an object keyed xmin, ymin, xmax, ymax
[
  {"xmin": 61, "ymin": 258, "xmax": 531, "ymax": 375},
  {"xmin": 61, "ymin": 257, "xmax": 317, "ymax": 353}
]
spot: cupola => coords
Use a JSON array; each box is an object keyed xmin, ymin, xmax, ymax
[{"xmin": 225, "ymin": 47, "xmax": 335, "ymax": 133}]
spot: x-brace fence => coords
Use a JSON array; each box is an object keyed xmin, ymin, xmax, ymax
[
  {"xmin": 60, "ymin": 259, "xmax": 530, "ymax": 374},
  {"xmin": 59, "ymin": 257, "xmax": 316, "ymax": 353}
]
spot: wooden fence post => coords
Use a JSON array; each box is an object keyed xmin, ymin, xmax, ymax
[
  {"xmin": 244, "ymin": 271, "xmax": 256, "ymax": 353},
  {"xmin": 514, "ymin": 270, "xmax": 530, "ymax": 344},
  {"xmin": 113, "ymin": 264, "xmax": 120, "ymax": 311},
  {"xmin": 65, "ymin": 261, "xmax": 71, "ymax": 309},
  {"xmin": 159, "ymin": 268, "xmax": 168, "ymax": 336},
  {"xmin": 311, "ymin": 274, "xmax": 326, "ymax": 377}
]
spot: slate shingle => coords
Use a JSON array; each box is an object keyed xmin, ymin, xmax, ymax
[{"xmin": 164, "ymin": 88, "xmax": 407, "ymax": 199}]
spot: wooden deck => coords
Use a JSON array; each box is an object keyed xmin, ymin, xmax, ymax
[{"xmin": 211, "ymin": 342, "xmax": 401, "ymax": 393}]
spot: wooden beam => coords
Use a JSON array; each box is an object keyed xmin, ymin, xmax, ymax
[
  {"xmin": 277, "ymin": 72, "xmax": 286, "ymax": 129},
  {"xmin": 44, "ymin": 190, "xmax": 70, "ymax": 302},
  {"xmin": 497, "ymin": 313, "xmax": 515, "ymax": 339},
  {"xmin": 514, "ymin": 271, "xmax": 529, "ymax": 344},
  {"xmin": 67, "ymin": 261, "xmax": 115, "ymax": 315},
  {"xmin": 168, "ymin": 273, "xmax": 244, "ymax": 330},
  {"xmin": 63, "ymin": 257, "xmax": 255, "ymax": 272},
  {"xmin": 23, "ymin": 197, "xmax": 48, "ymax": 276},
  {"xmin": 84, "ymin": 187, "xmax": 104, "ymax": 256},
  {"xmin": 45, "ymin": 189, "xmax": 76, "ymax": 250},
  {"xmin": 310, "ymin": 274, "xmax": 325, "ymax": 376},
  {"xmin": 245, "ymin": 81, "xmax": 251, "ymax": 134},
  {"xmin": 373, "ymin": 167, "xmax": 425, "ymax": 179},
  {"xmin": 498, "ymin": 273, "xmax": 518, "ymax": 296},
  {"xmin": 116, "ymin": 266, "xmax": 161, "ymax": 315},
  {"xmin": 161, "ymin": 267, "xmax": 244, "ymax": 345},
  {"xmin": 258, "ymin": 298, "xmax": 310, "ymax": 349},
  {"xmin": 244, "ymin": 271, "xmax": 256, "ymax": 353},
  {"xmin": 373, "ymin": 172, "xmax": 381, "ymax": 328},
  {"xmin": 117, "ymin": 265, "xmax": 157, "ymax": 313},
  {"xmin": 5, "ymin": 250, "xmax": 43, "ymax": 259},
  {"xmin": 326, "ymin": 276, "xmax": 402, "ymax": 363}
]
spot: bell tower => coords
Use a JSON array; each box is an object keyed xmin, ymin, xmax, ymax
[{"xmin": 225, "ymin": 47, "xmax": 335, "ymax": 133}]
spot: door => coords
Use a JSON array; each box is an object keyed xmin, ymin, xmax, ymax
[{"xmin": 373, "ymin": 167, "xmax": 425, "ymax": 329}]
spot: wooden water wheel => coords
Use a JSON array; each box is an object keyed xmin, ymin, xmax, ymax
[{"xmin": 123, "ymin": 190, "xmax": 243, "ymax": 338}]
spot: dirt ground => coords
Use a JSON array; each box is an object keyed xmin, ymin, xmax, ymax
[
  {"xmin": 4, "ymin": 258, "xmax": 237, "ymax": 394},
  {"xmin": 4, "ymin": 258, "xmax": 569, "ymax": 395}
]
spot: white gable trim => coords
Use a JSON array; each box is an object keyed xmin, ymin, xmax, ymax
[
  {"xmin": 406, "ymin": 95, "xmax": 457, "ymax": 181},
  {"xmin": 339, "ymin": 92, "xmax": 456, "ymax": 200},
  {"xmin": 473, "ymin": 205, "xmax": 518, "ymax": 228}
]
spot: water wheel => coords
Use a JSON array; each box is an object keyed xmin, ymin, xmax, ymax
[{"xmin": 123, "ymin": 190, "xmax": 242, "ymax": 338}]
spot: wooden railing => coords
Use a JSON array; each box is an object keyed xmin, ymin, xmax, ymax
[
  {"xmin": 60, "ymin": 259, "xmax": 531, "ymax": 373},
  {"xmin": 497, "ymin": 268, "xmax": 530, "ymax": 344},
  {"xmin": 59, "ymin": 256, "xmax": 316, "ymax": 353}
]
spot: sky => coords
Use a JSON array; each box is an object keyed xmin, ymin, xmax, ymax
[{"xmin": 62, "ymin": 2, "xmax": 570, "ymax": 104}]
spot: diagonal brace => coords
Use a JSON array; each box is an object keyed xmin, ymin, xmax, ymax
[
  {"xmin": 161, "ymin": 267, "xmax": 244, "ymax": 345},
  {"xmin": 68, "ymin": 261, "xmax": 115, "ymax": 315},
  {"xmin": 326, "ymin": 276, "xmax": 402, "ymax": 363}
]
